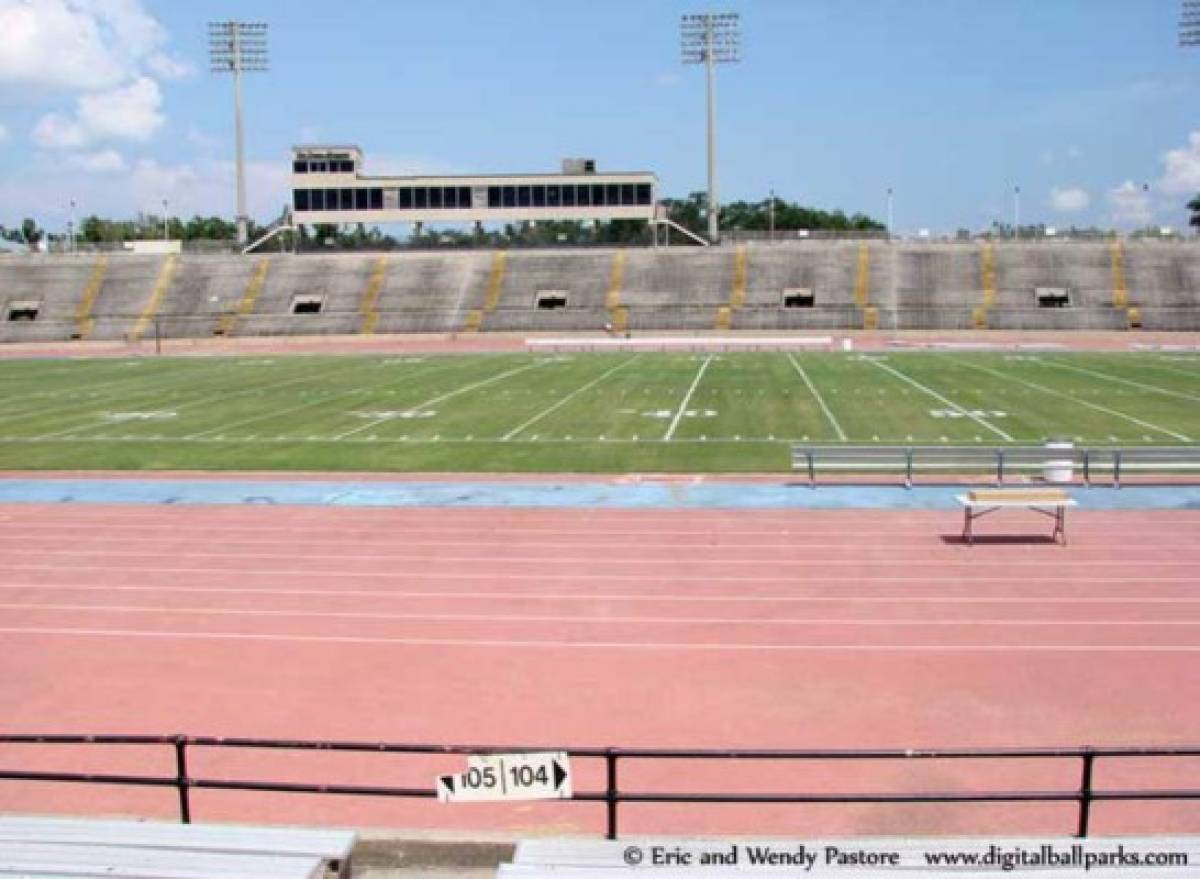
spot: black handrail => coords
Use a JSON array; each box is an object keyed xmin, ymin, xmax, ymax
[{"xmin": 1, "ymin": 735, "xmax": 1198, "ymax": 839}]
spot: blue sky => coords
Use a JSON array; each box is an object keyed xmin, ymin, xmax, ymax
[{"xmin": 2, "ymin": 0, "xmax": 1200, "ymax": 233}]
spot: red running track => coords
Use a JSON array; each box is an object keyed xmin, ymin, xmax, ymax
[{"xmin": 0, "ymin": 503, "xmax": 1198, "ymax": 836}]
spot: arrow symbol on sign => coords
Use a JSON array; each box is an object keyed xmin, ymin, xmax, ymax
[
  {"xmin": 439, "ymin": 775, "xmax": 454, "ymax": 795},
  {"xmin": 553, "ymin": 760, "xmax": 567, "ymax": 791}
]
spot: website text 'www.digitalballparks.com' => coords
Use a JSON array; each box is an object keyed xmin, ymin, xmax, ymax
[{"xmin": 617, "ymin": 840, "xmax": 1193, "ymax": 872}]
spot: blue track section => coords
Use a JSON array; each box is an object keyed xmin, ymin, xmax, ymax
[{"xmin": 0, "ymin": 479, "xmax": 1197, "ymax": 509}]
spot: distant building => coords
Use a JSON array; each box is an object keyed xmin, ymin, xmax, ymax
[{"xmin": 289, "ymin": 145, "xmax": 657, "ymax": 226}]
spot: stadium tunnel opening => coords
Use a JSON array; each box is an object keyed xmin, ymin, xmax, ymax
[
  {"xmin": 6, "ymin": 300, "xmax": 40, "ymax": 322},
  {"xmin": 1035, "ymin": 287, "xmax": 1071, "ymax": 308},
  {"xmin": 535, "ymin": 291, "xmax": 569, "ymax": 310},
  {"xmin": 291, "ymin": 295, "xmax": 325, "ymax": 315},
  {"xmin": 782, "ymin": 288, "xmax": 815, "ymax": 308}
]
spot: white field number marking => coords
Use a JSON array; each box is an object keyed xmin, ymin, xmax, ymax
[
  {"xmin": 929, "ymin": 409, "xmax": 1007, "ymax": 419},
  {"xmin": 103, "ymin": 411, "xmax": 177, "ymax": 422},
  {"xmin": 353, "ymin": 410, "xmax": 436, "ymax": 420},
  {"xmin": 437, "ymin": 752, "xmax": 571, "ymax": 803}
]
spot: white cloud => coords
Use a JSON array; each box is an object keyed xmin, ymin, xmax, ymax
[
  {"xmin": 0, "ymin": 0, "xmax": 175, "ymax": 92},
  {"xmin": 1048, "ymin": 186, "xmax": 1090, "ymax": 213},
  {"xmin": 145, "ymin": 51, "xmax": 193, "ymax": 80},
  {"xmin": 1158, "ymin": 130, "xmax": 1200, "ymax": 196},
  {"xmin": 33, "ymin": 76, "xmax": 163, "ymax": 147},
  {"xmin": 0, "ymin": 123, "xmax": 8, "ymax": 142},
  {"xmin": 65, "ymin": 149, "xmax": 126, "ymax": 173},
  {"xmin": 655, "ymin": 72, "xmax": 681, "ymax": 87},
  {"xmin": 1107, "ymin": 180, "xmax": 1153, "ymax": 226}
]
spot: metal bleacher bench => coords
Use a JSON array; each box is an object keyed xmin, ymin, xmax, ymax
[
  {"xmin": 0, "ymin": 816, "xmax": 355, "ymax": 879},
  {"xmin": 956, "ymin": 488, "xmax": 1077, "ymax": 545}
]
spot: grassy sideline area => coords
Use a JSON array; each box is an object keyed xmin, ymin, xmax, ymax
[{"xmin": 0, "ymin": 350, "xmax": 1196, "ymax": 473}]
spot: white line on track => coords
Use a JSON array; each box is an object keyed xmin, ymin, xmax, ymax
[
  {"xmin": 3, "ymin": 626, "xmax": 1198, "ymax": 651},
  {"xmin": 663, "ymin": 355, "xmax": 713, "ymax": 441},
  {"xmin": 501, "ymin": 356, "xmax": 639, "ymax": 441},
  {"xmin": 960, "ymin": 360, "xmax": 1192, "ymax": 442},
  {"xmin": 1, "ymin": 583, "xmax": 1197, "ymax": 603},
  {"xmin": 332, "ymin": 360, "xmax": 544, "ymax": 440},
  {"xmin": 0, "ymin": 547, "xmax": 1190, "ymax": 566},
  {"xmin": 1044, "ymin": 360, "xmax": 1200, "ymax": 404},
  {"xmin": 865, "ymin": 358, "xmax": 1014, "ymax": 441},
  {"xmin": 4, "ymin": 603, "xmax": 1195, "ymax": 626},
  {"xmin": 787, "ymin": 354, "xmax": 846, "ymax": 441}
]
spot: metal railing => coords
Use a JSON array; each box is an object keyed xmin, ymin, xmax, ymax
[
  {"xmin": 792, "ymin": 445, "xmax": 1200, "ymax": 488},
  {"xmin": 0, "ymin": 735, "xmax": 1198, "ymax": 839}
]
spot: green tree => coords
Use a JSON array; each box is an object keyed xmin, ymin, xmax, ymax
[{"xmin": 1189, "ymin": 194, "xmax": 1200, "ymax": 230}]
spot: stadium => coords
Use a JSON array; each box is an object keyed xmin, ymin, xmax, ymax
[{"xmin": 0, "ymin": 2, "xmax": 1199, "ymax": 877}]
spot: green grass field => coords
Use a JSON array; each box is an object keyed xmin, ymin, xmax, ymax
[{"xmin": 0, "ymin": 350, "xmax": 1196, "ymax": 472}]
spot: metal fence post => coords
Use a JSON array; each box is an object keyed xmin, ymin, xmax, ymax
[
  {"xmin": 996, "ymin": 450, "xmax": 1005, "ymax": 486},
  {"xmin": 1113, "ymin": 452, "xmax": 1122, "ymax": 489},
  {"xmin": 1083, "ymin": 450, "xmax": 1091, "ymax": 488},
  {"xmin": 1076, "ymin": 750, "xmax": 1095, "ymax": 838},
  {"xmin": 174, "ymin": 736, "xmax": 191, "ymax": 823},
  {"xmin": 605, "ymin": 750, "xmax": 619, "ymax": 840},
  {"xmin": 904, "ymin": 449, "xmax": 913, "ymax": 489},
  {"xmin": 807, "ymin": 451, "xmax": 815, "ymax": 488}
]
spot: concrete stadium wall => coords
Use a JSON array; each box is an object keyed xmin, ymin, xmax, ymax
[{"xmin": 1, "ymin": 242, "xmax": 1198, "ymax": 342}]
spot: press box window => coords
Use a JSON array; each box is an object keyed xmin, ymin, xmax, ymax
[
  {"xmin": 503, "ymin": 186, "xmax": 516, "ymax": 208},
  {"xmin": 340, "ymin": 188, "xmax": 353, "ymax": 210},
  {"xmin": 414, "ymin": 188, "xmax": 428, "ymax": 209},
  {"xmin": 532, "ymin": 186, "xmax": 545, "ymax": 207},
  {"xmin": 429, "ymin": 188, "xmax": 442, "ymax": 209},
  {"xmin": 294, "ymin": 190, "xmax": 310, "ymax": 211},
  {"xmin": 488, "ymin": 187, "xmax": 501, "ymax": 208},
  {"xmin": 621, "ymin": 184, "xmax": 635, "ymax": 205},
  {"xmin": 443, "ymin": 187, "xmax": 456, "ymax": 208},
  {"xmin": 355, "ymin": 189, "xmax": 368, "ymax": 210},
  {"xmin": 547, "ymin": 186, "xmax": 560, "ymax": 207},
  {"xmin": 398, "ymin": 188, "xmax": 412, "ymax": 209},
  {"xmin": 293, "ymin": 161, "xmax": 308, "ymax": 174},
  {"xmin": 310, "ymin": 189, "xmax": 325, "ymax": 210},
  {"xmin": 518, "ymin": 186, "xmax": 531, "ymax": 207},
  {"xmin": 636, "ymin": 184, "xmax": 652, "ymax": 205},
  {"xmin": 370, "ymin": 188, "xmax": 383, "ymax": 210},
  {"xmin": 562, "ymin": 186, "xmax": 575, "ymax": 207},
  {"xmin": 458, "ymin": 187, "xmax": 471, "ymax": 208}
]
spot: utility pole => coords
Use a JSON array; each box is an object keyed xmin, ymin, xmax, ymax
[
  {"xmin": 768, "ymin": 189, "xmax": 775, "ymax": 241},
  {"xmin": 886, "ymin": 187, "xmax": 894, "ymax": 239},
  {"xmin": 162, "ymin": 199, "xmax": 169, "ymax": 241},
  {"xmin": 209, "ymin": 22, "xmax": 268, "ymax": 247},
  {"xmin": 681, "ymin": 13, "xmax": 740, "ymax": 245},
  {"xmin": 1013, "ymin": 185, "xmax": 1021, "ymax": 239}
]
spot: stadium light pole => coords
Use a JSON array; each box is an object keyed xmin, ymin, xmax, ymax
[
  {"xmin": 768, "ymin": 188, "xmax": 775, "ymax": 241},
  {"xmin": 209, "ymin": 21, "xmax": 268, "ymax": 247},
  {"xmin": 886, "ymin": 187, "xmax": 894, "ymax": 239},
  {"xmin": 69, "ymin": 199, "xmax": 76, "ymax": 253},
  {"xmin": 1181, "ymin": 1, "xmax": 1200, "ymax": 47},
  {"xmin": 162, "ymin": 199, "xmax": 169, "ymax": 241},
  {"xmin": 1013, "ymin": 185, "xmax": 1021, "ymax": 239},
  {"xmin": 681, "ymin": 12, "xmax": 740, "ymax": 245}
]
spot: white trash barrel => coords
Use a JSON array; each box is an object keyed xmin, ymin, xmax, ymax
[
  {"xmin": 841, "ymin": 338, "xmax": 854, "ymax": 352},
  {"xmin": 1043, "ymin": 440, "xmax": 1075, "ymax": 484}
]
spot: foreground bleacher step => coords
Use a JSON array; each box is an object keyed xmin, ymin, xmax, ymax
[{"xmin": 0, "ymin": 816, "xmax": 354, "ymax": 879}]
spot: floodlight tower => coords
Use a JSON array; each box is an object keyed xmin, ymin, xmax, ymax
[
  {"xmin": 681, "ymin": 12, "xmax": 740, "ymax": 244},
  {"xmin": 1181, "ymin": 0, "xmax": 1200, "ymax": 47},
  {"xmin": 208, "ymin": 21, "xmax": 268, "ymax": 246}
]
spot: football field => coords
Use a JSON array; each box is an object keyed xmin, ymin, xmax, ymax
[{"xmin": 0, "ymin": 350, "xmax": 1196, "ymax": 472}]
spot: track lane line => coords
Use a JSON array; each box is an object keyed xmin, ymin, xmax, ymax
[{"xmin": 3, "ymin": 626, "xmax": 1198, "ymax": 652}]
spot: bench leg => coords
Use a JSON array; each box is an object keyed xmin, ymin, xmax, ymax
[{"xmin": 962, "ymin": 507, "xmax": 973, "ymax": 545}]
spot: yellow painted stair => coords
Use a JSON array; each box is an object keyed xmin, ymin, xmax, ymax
[
  {"xmin": 853, "ymin": 245, "xmax": 870, "ymax": 308},
  {"xmin": 863, "ymin": 306, "xmax": 879, "ymax": 330},
  {"xmin": 217, "ymin": 257, "xmax": 270, "ymax": 336},
  {"xmin": 130, "ymin": 255, "xmax": 178, "ymax": 341},
  {"xmin": 980, "ymin": 242, "xmax": 997, "ymax": 309},
  {"xmin": 715, "ymin": 306, "xmax": 732, "ymax": 331},
  {"xmin": 465, "ymin": 251, "xmax": 508, "ymax": 332},
  {"xmin": 971, "ymin": 305, "xmax": 988, "ymax": 330},
  {"xmin": 1127, "ymin": 306, "xmax": 1142, "ymax": 329},
  {"xmin": 359, "ymin": 255, "xmax": 388, "ymax": 334},
  {"xmin": 74, "ymin": 256, "xmax": 108, "ymax": 340},
  {"xmin": 1110, "ymin": 241, "xmax": 1129, "ymax": 309}
]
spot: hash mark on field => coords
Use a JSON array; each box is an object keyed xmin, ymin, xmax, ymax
[
  {"xmin": 1045, "ymin": 360, "xmax": 1200, "ymax": 403},
  {"xmin": 865, "ymin": 358, "xmax": 1014, "ymax": 442},
  {"xmin": 787, "ymin": 354, "xmax": 846, "ymax": 441},
  {"xmin": 501, "ymin": 356, "xmax": 638, "ymax": 440},
  {"xmin": 334, "ymin": 360, "xmax": 543, "ymax": 440},
  {"xmin": 663, "ymin": 355, "xmax": 713, "ymax": 441},
  {"xmin": 961, "ymin": 360, "xmax": 1192, "ymax": 442}
]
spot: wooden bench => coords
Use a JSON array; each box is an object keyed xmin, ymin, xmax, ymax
[
  {"xmin": 0, "ymin": 817, "xmax": 355, "ymax": 879},
  {"xmin": 956, "ymin": 488, "xmax": 1077, "ymax": 545}
]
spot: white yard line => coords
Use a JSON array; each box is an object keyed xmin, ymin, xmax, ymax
[
  {"xmin": 332, "ymin": 360, "xmax": 543, "ymax": 440},
  {"xmin": 961, "ymin": 360, "xmax": 1192, "ymax": 442},
  {"xmin": 663, "ymin": 355, "xmax": 713, "ymax": 441},
  {"xmin": 3, "ymin": 626, "xmax": 1197, "ymax": 652},
  {"xmin": 4, "ymin": 603, "xmax": 1195, "ymax": 627},
  {"xmin": 32, "ymin": 360, "xmax": 368, "ymax": 441},
  {"xmin": 866, "ymin": 358, "xmax": 1014, "ymax": 442},
  {"xmin": 501, "ymin": 356, "xmax": 639, "ymax": 441},
  {"xmin": 787, "ymin": 354, "xmax": 846, "ymax": 441},
  {"xmin": 184, "ymin": 359, "xmax": 460, "ymax": 439},
  {"xmin": 1045, "ymin": 360, "xmax": 1200, "ymax": 403}
]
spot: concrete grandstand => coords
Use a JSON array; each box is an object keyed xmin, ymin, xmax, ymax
[{"xmin": 1, "ymin": 240, "xmax": 1199, "ymax": 344}]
